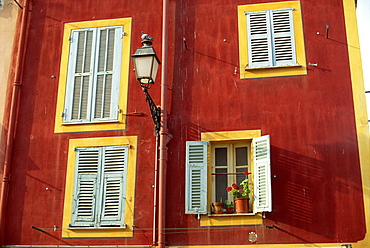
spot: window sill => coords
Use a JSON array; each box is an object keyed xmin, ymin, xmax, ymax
[
  {"xmin": 200, "ymin": 212, "xmax": 263, "ymax": 226},
  {"xmin": 68, "ymin": 224, "xmax": 127, "ymax": 230},
  {"xmin": 208, "ymin": 212, "xmax": 255, "ymax": 217},
  {"xmin": 62, "ymin": 120, "xmax": 120, "ymax": 125},
  {"xmin": 244, "ymin": 64, "xmax": 302, "ymax": 70}
]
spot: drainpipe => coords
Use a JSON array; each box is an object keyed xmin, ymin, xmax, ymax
[
  {"xmin": 152, "ymin": 135, "xmax": 159, "ymax": 245},
  {"xmin": 157, "ymin": 0, "xmax": 169, "ymax": 247},
  {"xmin": 0, "ymin": 0, "xmax": 31, "ymax": 245}
]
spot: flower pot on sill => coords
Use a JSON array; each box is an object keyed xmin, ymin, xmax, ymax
[
  {"xmin": 226, "ymin": 207, "xmax": 234, "ymax": 214},
  {"xmin": 212, "ymin": 202, "xmax": 224, "ymax": 214},
  {"xmin": 234, "ymin": 198, "xmax": 249, "ymax": 214}
]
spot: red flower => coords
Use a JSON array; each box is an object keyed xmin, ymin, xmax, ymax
[
  {"xmin": 239, "ymin": 189, "xmax": 244, "ymax": 193},
  {"xmin": 226, "ymin": 186, "xmax": 232, "ymax": 192},
  {"xmin": 232, "ymin": 184, "xmax": 238, "ymax": 189}
]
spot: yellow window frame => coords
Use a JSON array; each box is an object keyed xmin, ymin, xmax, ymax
[
  {"xmin": 238, "ymin": 1, "xmax": 307, "ymax": 79},
  {"xmin": 211, "ymin": 142, "xmax": 251, "ymax": 203},
  {"xmin": 200, "ymin": 130, "xmax": 263, "ymax": 226},
  {"xmin": 62, "ymin": 136, "xmax": 137, "ymax": 238},
  {"xmin": 54, "ymin": 18, "xmax": 132, "ymax": 133}
]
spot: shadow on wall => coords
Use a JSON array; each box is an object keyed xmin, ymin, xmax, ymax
[{"xmin": 269, "ymin": 145, "xmax": 365, "ymax": 242}]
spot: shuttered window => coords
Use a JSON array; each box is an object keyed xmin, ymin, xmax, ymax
[
  {"xmin": 71, "ymin": 145, "xmax": 128, "ymax": 227},
  {"xmin": 64, "ymin": 26, "xmax": 123, "ymax": 123},
  {"xmin": 246, "ymin": 8, "xmax": 297, "ymax": 68},
  {"xmin": 185, "ymin": 136, "xmax": 272, "ymax": 215}
]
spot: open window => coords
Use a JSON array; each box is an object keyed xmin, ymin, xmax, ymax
[{"xmin": 185, "ymin": 134, "xmax": 272, "ymax": 215}]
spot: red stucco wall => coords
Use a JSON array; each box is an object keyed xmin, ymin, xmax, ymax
[{"xmin": 3, "ymin": 0, "xmax": 365, "ymax": 246}]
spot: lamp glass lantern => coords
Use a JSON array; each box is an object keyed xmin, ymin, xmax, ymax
[{"xmin": 132, "ymin": 45, "xmax": 161, "ymax": 89}]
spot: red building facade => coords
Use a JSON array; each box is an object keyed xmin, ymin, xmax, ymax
[{"xmin": 1, "ymin": 0, "xmax": 369, "ymax": 247}]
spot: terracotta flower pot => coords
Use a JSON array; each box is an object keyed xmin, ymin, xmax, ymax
[
  {"xmin": 212, "ymin": 202, "xmax": 224, "ymax": 214},
  {"xmin": 234, "ymin": 198, "xmax": 249, "ymax": 214},
  {"xmin": 226, "ymin": 207, "xmax": 234, "ymax": 214}
]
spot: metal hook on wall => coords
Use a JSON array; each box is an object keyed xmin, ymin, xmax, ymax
[{"xmin": 326, "ymin": 24, "xmax": 329, "ymax": 39}]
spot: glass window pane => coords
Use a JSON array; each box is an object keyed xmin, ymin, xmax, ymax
[
  {"xmin": 215, "ymin": 168, "xmax": 227, "ymax": 202},
  {"xmin": 236, "ymin": 147, "xmax": 248, "ymax": 166},
  {"xmin": 236, "ymin": 168, "xmax": 248, "ymax": 186},
  {"xmin": 215, "ymin": 148, "xmax": 227, "ymax": 167}
]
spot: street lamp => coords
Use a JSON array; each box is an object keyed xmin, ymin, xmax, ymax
[
  {"xmin": 132, "ymin": 32, "xmax": 161, "ymax": 89},
  {"xmin": 132, "ymin": 33, "xmax": 161, "ymax": 135}
]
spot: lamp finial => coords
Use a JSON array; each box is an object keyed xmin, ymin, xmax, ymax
[{"xmin": 141, "ymin": 31, "xmax": 153, "ymax": 46}]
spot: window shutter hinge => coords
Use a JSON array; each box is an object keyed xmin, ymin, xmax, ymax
[
  {"xmin": 68, "ymin": 37, "xmax": 72, "ymax": 42},
  {"xmin": 61, "ymin": 112, "xmax": 65, "ymax": 117}
]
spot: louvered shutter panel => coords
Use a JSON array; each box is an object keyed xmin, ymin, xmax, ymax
[
  {"xmin": 99, "ymin": 146, "xmax": 128, "ymax": 226},
  {"xmin": 185, "ymin": 141, "xmax": 208, "ymax": 214},
  {"xmin": 246, "ymin": 11, "xmax": 273, "ymax": 68},
  {"xmin": 253, "ymin": 135, "xmax": 272, "ymax": 213},
  {"xmin": 271, "ymin": 9, "xmax": 296, "ymax": 66},
  {"xmin": 71, "ymin": 148, "xmax": 100, "ymax": 227},
  {"xmin": 92, "ymin": 26, "xmax": 123, "ymax": 122},
  {"xmin": 65, "ymin": 29, "xmax": 96, "ymax": 123}
]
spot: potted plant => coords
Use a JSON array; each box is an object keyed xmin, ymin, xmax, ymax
[
  {"xmin": 212, "ymin": 197, "xmax": 224, "ymax": 214},
  {"xmin": 224, "ymin": 199, "xmax": 234, "ymax": 214},
  {"xmin": 226, "ymin": 172, "xmax": 251, "ymax": 214}
]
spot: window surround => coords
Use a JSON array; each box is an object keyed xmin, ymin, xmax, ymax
[
  {"xmin": 238, "ymin": 1, "xmax": 307, "ymax": 79},
  {"xmin": 200, "ymin": 130, "xmax": 264, "ymax": 227},
  {"xmin": 62, "ymin": 136, "xmax": 137, "ymax": 238},
  {"xmin": 54, "ymin": 18, "xmax": 132, "ymax": 133}
]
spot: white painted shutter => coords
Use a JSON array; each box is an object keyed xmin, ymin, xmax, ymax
[
  {"xmin": 253, "ymin": 135, "xmax": 272, "ymax": 213},
  {"xmin": 71, "ymin": 148, "xmax": 100, "ymax": 227},
  {"xmin": 185, "ymin": 141, "xmax": 208, "ymax": 214},
  {"xmin": 92, "ymin": 27, "xmax": 122, "ymax": 122},
  {"xmin": 271, "ymin": 9, "xmax": 296, "ymax": 66},
  {"xmin": 99, "ymin": 146, "xmax": 128, "ymax": 226},
  {"xmin": 64, "ymin": 26, "xmax": 123, "ymax": 123},
  {"xmin": 246, "ymin": 11, "xmax": 273, "ymax": 68},
  {"xmin": 65, "ymin": 29, "xmax": 96, "ymax": 123}
]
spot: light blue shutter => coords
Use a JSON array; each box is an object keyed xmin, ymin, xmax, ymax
[
  {"xmin": 246, "ymin": 11, "xmax": 273, "ymax": 68},
  {"xmin": 253, "ymin": 135, "xmax": 272, "ymax": 213},
  {"xmin": 99, "ymin": 146, "xmax": 128, "ymax": 227},
  {"xmin": 185, "ymin": 141, "xmax": 208, "ymax": 214},
  {"xmin": 92, "ymin": 26, "xmax": 123, "ymax": 122},
  {"xmin": 71, "ymin": 148, "xmax": 100, "ymax": 227},
  {"xmin": 271, "ymin": 9, "xmax": 296, "ymax": 66}
]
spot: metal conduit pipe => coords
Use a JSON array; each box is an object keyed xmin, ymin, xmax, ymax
[
  {"xmin": 157, "ymin": 0, "xmax": 169, "ymax": 247},
  {"xmin": 0, "ymin": 0, "xmax": 31, "ymax": 245},
  {"xmin": 152, "ymin": 135, "xmax": 159, "ymax": 245}
]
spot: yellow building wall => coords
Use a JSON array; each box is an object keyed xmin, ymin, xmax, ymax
[{"xmin": 0, "ymin": 2, "xmax": 20, "ymax": 167}]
